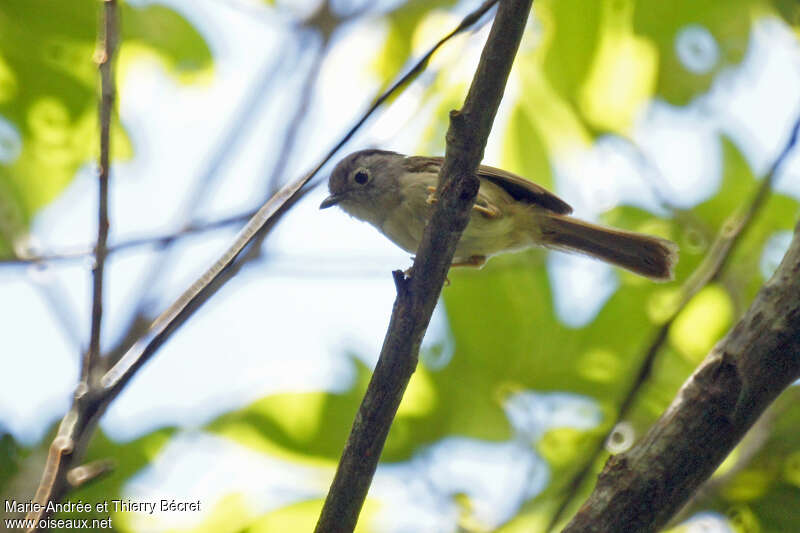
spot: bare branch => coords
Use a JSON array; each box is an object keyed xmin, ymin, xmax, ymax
[
  {"xmin": 24, "ymin": 3, "xmax": 118, "ymax": 530},
  {"xmin": 100, "ymin": 0, "xmax": 498, "ymax": 403},
  {"xmin": 547, "ymin": 115, "xmax": 800, "ymax": 531},
  {"xmin": 21, "ymin": 3, "xmax": 499, "ymax": 527},
  {"xmin": 0, "ymin": 1, "xmax": 500, "ymax": 270},
  {"xmin": 264, "ymin": 36, "xmax": 326, "ymax": 196},
  {"xmin": 94, "ymin": 0, "xmax": 498, "ymax": 368},
  {"xmin": 66, "ymin": 459, "xmax": 115, "ymax": 489},
  {"xmin": 84, "ymin": 0, "xmax": 117, "ymax": 384},
  {"xmin": 314, "ymin": 1, "xmax": 533, "ymax": 531},
  {"xmin": 562, "ymin": 216, "xmax": 800, "ymax": 532},
  {"xmin": 0, "ymin": 211, "xmax": 258, "ymax": 267}
]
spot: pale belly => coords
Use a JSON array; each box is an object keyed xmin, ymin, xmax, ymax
[{"xmin": 380, "ymin": 177, "xmax": 536, "ymax": 263}]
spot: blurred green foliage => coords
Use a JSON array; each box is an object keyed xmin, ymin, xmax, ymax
[
  {"xmin": 2, "ymin": 0, "xmax": 800, "ymax": 532},
  {"xmin": 0, "ymin": 0, "xmax": 211, "ymax": 257}
]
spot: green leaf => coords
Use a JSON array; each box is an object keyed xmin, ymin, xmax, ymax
[
  {"xmin": 206, "ymin": 356, "xmax": 370, "ymax": 463},
  {"xmin": 372, "ymin": 0, "xmax": 459, "ymax": 87},
  {"xmin": 503, "ymin": 103, "xmax": 554, "ymax": 190},
  {"xmin": 633, "ymin": 0, "xmax": 753, "ymax": 105},
  {"xmin": 0, "ymin": 0, "xmax": 211, "ymax": 257},
  {"xmin": 537, "ymin": 0, "xmax": 603, "ymax": 108}
]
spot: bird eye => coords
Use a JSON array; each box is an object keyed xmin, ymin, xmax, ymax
[{"xmin": 353, "ymin": 169, "xmax": 370, "ymax": 185}]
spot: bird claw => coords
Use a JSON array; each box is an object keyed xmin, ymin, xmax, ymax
[
  {"xmin": 473, "ymin": 203, "xmax": 501, "ymax": 218},
  {"xmin": 426, "ymin": 186, "xmax": 438, "ymax": 205}
]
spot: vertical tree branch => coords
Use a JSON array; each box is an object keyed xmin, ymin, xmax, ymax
[
  {"xmin": 314, "ymin": 1, "xmax": 534, "ymax": 531},
  {"xmin": 561, "ymin": 219, "xmax": 800, "ymax": 532},
  {"xmin": 84, "ymin": 0, "xmax": 117, "ymax": 384},
  {"xmin": 25, "ymin": 2, "xmax": 118, "ymax": 531}
]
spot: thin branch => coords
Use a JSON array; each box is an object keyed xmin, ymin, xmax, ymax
[
  {"xmin": 0, "ymin": 41, "xmax": 317, "ymax": 270},
  {"xmin": 103, "ymin": 27, "xmax": 323, "ymax": 370},
  {"xmin": 0, "ymin": 210, "xmax": 255, "ymax": 266},
  {"xmin": 314, "ymin": 1, "xmax": 533, "ymax": 531},
  {"xmin": 66, "ymin": 459, "xmax": 115, "ymax": 489},
  {"xmin": 97, "ymin": 41, "xmax": 301, "ymax": 371},
  {"xmin": 119, "ymin": 42, "xmax": 292, "ymax": 332},
  {"xmin": 547, "ymin": 115, "xmax": 800, "ymax": 532},
  {"xmin": 562, "ymin": 216, "xmax": 800, "ymax": 533},
  {"xmin": 22, "ymin": 2, "xmax": 498, "ymax": 525},
  {"xmin": 1, "ymin": 1, "xmax": 499, "ymax": 269},
  {"xmin": 0, "ymin": 36, "xmax": 320, "ymax": 272},
  {"xmin": 32, "ymin": 279, "xmax": 84, "ymax": 351},
  {"xmin": 25, "ymin": 3, "xmax": 118, "ymax": 527},
  {"xmin": 99, "ymin": 0, "xmax": 496, "ymax": 368},
  {"xmin": 101, "ymin": 0, "xmax": 498, "ymax": 396},
  {"xmin": 264, "ymin": 35, "xmax": 326, "ymax": 196},
  {"xmin": 182, "ymin": 40, "xmax": 330, "ymax": 311},
  {"xmin": 84, "ymin": 0, "xmax": 117, "ymax": 385}
]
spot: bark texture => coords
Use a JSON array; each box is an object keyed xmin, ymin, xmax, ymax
[{"xmin": 563, "ymin": 221, "xmax": 800, "ymax": 533}]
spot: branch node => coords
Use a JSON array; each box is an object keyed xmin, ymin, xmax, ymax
[
  {"xmin": 92, "ymin": 49, "xmax": 108, "ymax": 65},
  {"xmin": 66, "ymin": 459, "xmax": 115, "ymax": 489},
  {"xmin": 74, "ymin": 381, "xmax": 90, "ymax": 400},
  {"xmin": 392, "ymin": 269, "xmax": 408, "ymax": 293},
  {"xmin": 52, "ymin": 436, "xmax": 75, "ymax": 456},
  {"xmin": 460, "ymin": 177, "xmax": 480, "ymax": 200}
]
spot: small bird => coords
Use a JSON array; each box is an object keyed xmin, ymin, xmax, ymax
[{"xmin": 320, "ymin": 149, "xmax": 678, "ymax": 280}]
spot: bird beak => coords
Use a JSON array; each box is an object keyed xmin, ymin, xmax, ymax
[{"xmin": 320, "ymin": 194, "xmax": 343, "ymax": 209}]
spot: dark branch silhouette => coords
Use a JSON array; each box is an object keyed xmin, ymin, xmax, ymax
[
  {"xmin": 547, "ymin": 115, "xmax": 800, "ymax": 532},
  {"xmin": 561, "ymin": 223, "xmax": 800, "ymax": 531},
  {"xmin": 25, "ymin": 2, "xmax": 118, "ymax": 530},
  {"xmin": 314, "ymin": 1, "xmax": 533, "ymax": 531},
  {"xmin": 21, "ymin": 1, "xmax": 501, "ymax": 528}
]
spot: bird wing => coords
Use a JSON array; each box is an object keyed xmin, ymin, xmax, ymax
[
  {"xmin": 407, "ymin": 156, "xmax": 572, "ymax": 215},
  {"xmin": 475, "ymin": 164, "xmax": 572, "ymax": 215}
]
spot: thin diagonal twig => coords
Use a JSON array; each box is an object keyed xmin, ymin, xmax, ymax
[
  {"xmin": 100, "ymin": 37, "xmax": 298, "ymax": 370},
  {"xmin": 23, "ymin": 3, "xmax": 499, "ymax": 526},
  {"xmin": 32, "ymin": 277, "xmax": 84, "ymax": 350},
  {"xmin": 547, "ymin": 115, "xmax": 800, "ymax": 532},
  {"xmin": 0, "ymin": 0, "xmax": 499, "ymax": 270},
  {"xmin": 263, "ymin": 33, "xmax": 326, "ymax": 197},
  {"xmin": 195, "ymin": 34, "xmax": 329, "ymax": 297},
  {"xmin": 100, "ymin": 0, "xmax": 502, "ymax": 396},
  {"xmin": 125, "ymin": 43, "xmax": 293, "ymax": 318}
]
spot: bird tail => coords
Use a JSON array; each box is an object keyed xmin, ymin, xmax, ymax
[{"xmin": 538, "ymin": 214, "xmax": 678, "ymax": 281}]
